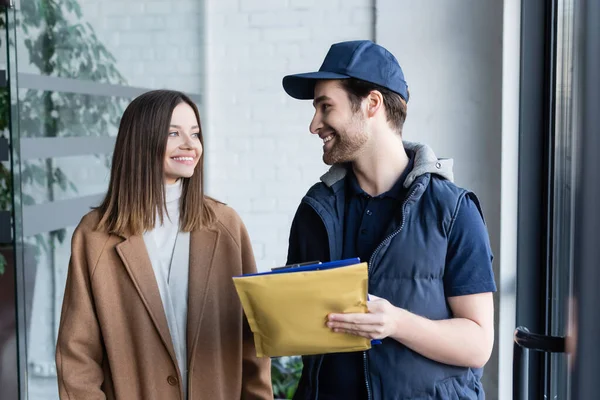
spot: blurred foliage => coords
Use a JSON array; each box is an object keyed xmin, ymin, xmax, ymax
[
  {"xmin": 0, "ymin": 0, "xmax": 127, "ymax": 273},
  {"xmin": 0, "ymin": 13, "xmax": 10, "ymax": 274},
  {"xmin": 272, "ymin": 356, "xmax": 303, "ymax": 399}
]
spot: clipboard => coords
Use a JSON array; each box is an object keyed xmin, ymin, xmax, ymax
[{"xmin": 233, "ymin": 258, "xmax": 372, "ymax": 357}]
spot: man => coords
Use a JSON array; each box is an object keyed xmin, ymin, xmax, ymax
[{"xmin": 282, "ymin": 40, "xmax": 496, "ymax": 399}]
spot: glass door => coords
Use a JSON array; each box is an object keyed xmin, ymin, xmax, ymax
[
  {"xmin": 571, "ymin": 0, "xmax": 600, "ymax": 398},
  {"xmin": 1, "ymin": 1, "xmax": 26, "ymax": 399},
  {"xmin": 514, "ymin": 0, "xmax": 578, "ymax": 398},
  {"xmin": 548, "ymin": 0, "xmax": 577, "ymax": 398},
  {"xmin": 0, "ymin": 1, "xmax": 205, "ymax": 398}
]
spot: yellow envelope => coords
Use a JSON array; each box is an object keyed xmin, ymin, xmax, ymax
[{"xmin": 233, "ymin": 262, "xmax": 371, "ymax": 357}]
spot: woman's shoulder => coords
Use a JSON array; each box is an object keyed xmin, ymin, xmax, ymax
[
  {"xmin": 72, "ymin": 209, "xmax": 112, "ymax": 243},
  {"xmin": 68, "ymin": 210, "xmax": 118, "ymax": 271},
  {"xmin": 204, "ymin": 197, "xmax": 247, "ymax": 240}
]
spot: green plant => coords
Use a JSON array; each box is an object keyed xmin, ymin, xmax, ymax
[{"xmin": 271, "ymin": 356, "xmax": 303, "ymax": 399}]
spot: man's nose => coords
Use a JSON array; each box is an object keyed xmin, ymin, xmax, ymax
[{"xmin": 309, "ymin": 113, "xmax": 322, "ymax": 135}]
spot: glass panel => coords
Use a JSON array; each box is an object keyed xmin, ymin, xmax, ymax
[
  {"xmin": 21, "ymin": 154, "xmax": 111, "ymax": 204},
  {"xmin": 2, "ymin": 4, "xmax": 27, "ymax": 399},
  {"xmin": 25, "ymin": 228, "xmax": 75, "ymax": 399},
  {"xmin": 550, "ymin": 0, "xmax": 577, "ymax": 398},
  {"xmin": 18, "ymin": 90, "xmax": 125, "ymax": 139},
  {"xmin": 6, "ymin": 1, "xmax": 206, "ymax": 398},
  {"xmin": 0, "ymin": 5, "xmax": 14, "ymax": 393}
]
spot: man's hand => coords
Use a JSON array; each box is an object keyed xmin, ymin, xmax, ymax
[
  {"xmin": 326, "ymin": 292, "xmax": 495, "ymax": 369},
  {"xmin": 326, "ymin": 295, "xmax": 401, "ymax": 340}
]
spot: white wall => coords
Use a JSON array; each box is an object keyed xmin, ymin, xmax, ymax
[
  {"xmin": 204, "ymin": 0, "xmax": 374, "ymax": 270},
  {"xmin": 499, "ymin": 0, "xmax": 521, "ymax": 397},
  {"xmin": 376, "ymin": 1, "xmax": 506, "ymax": 398},
  {"xmin": 70, "ymin": 0, "xmax": 205, "ymax": 92}
]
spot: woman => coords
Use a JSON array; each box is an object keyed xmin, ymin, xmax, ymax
[{"xmin": 55, "ymin": 90, "xmax": 272, "ymax": 400}]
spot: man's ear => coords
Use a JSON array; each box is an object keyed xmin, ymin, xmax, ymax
[{"xmin": 366, "ymin": 90, "xmax": 384, "ymax": 118}]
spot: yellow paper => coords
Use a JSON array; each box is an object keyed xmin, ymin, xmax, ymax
[{"xmin": 233, "ymin": 262, "xmax": 371, "ymax": 357}]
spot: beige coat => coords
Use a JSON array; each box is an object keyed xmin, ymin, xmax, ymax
[{"xmin": 56, "ymin": 201, "xmax": 273, "ymax": 399}]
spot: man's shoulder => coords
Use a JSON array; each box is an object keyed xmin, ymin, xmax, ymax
[
  {"xmin": 427, "ymin": 174, "xmax": 469, "ymax": 195},
  {"xmin": 304, "ymin": 172, "xmax": 347, "ymax": 200},
  {"xmin": 290, "ymin": 178, "xmax": 338, "ymax": 229},
  {"xmin": 304, "ymin": 180, "xmax": 330, "ymax": 198},
  {"xmin": 423, "ymin": 174, "xmax": 481, "ymax": 208},
  {"xmin": 422, "ymin": 176, "xmax": 487, "ymax": 227}
]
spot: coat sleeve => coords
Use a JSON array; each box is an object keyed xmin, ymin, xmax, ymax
[
  {"xmin": 55, "ymin": 225, "xmax": 107, "ymax": 400},
  {"xmin": 239, "ymin": 221, "xmax": 274, "ymax": 400}
]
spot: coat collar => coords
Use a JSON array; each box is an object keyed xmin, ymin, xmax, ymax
[
  {"xmin": 114, "ymin": 226, "xmax": 220, "ymax": 370},
  {"xmin": 185, "ymin": 227, "xmax": 219, "ymax": 365}
]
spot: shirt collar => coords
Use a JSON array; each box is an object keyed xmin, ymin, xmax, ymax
[{"xmin": 347, "ymin": 151, "xmax": 415, "ymax": 200}]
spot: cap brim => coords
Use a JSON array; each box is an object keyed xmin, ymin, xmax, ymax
[{"xmin": 282, "ymin": 71, "xmax": 350, "ymax": 99}]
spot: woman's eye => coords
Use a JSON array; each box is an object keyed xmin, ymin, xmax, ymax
[
  {"xmin": 191, "ymin": 132, "xmax": 200, "ymax": 138},
  {"xmin": 168, "ymin": 131, "xmax": 178, "ymax": 137}
]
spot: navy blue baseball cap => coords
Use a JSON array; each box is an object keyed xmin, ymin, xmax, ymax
[{"xmin": 282, "ymin": 40, "xmax": 409, "ymax": 102}]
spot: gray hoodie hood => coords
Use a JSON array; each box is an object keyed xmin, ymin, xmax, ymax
[{"xmin": 319, "ymin": 141, "xmax": 454, "ymax": 188}]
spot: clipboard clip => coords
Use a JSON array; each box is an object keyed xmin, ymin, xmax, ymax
[{"xmin": 271, "ymin": 260, "xmax": 322, "ymax": 272}]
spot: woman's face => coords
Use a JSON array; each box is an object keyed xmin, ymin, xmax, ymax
[{"xmin": 163, "ymin": 102, "xmax": 203, "ymax": 184}]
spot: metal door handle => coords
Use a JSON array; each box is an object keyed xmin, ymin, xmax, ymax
[{"xmin": 513, "ymin": 326, "xmax": 566, "ymax": 400}]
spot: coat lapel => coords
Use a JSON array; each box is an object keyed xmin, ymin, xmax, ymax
[
  {"xmin": 186, "ymin": 227, "xmax": 219, "ymax": 363},
  {"xmin": 115, "ymin": 235, "xmax": 177, "ymax": 362}
]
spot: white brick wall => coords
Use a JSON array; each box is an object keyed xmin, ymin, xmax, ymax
[
  {"xmin": 204, "ymin": 0, "xmax": 374, "ymax": 271},
  {"xmin": 73, "ymin": 0, "xmax": 205, "ymax": 93}
]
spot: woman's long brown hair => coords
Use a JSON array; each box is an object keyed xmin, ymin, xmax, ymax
[{"xmin": 96, "ymin": 90, "xmax": 215, "ymax": 235}]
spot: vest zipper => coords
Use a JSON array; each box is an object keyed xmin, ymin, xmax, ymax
[
  {"xmin": 362, "ymin": 184, "xmax": 421, "ymax": 400},
  {"xmin": 301, "ymin": 200, "xmax": 331, "ymax": 400},
  {"xmin": 313, "ymin": 355, "xmax": 324, "ymax": 400},
  {"xmin": 303, "ymin": 182, "xmax": 422, "ymax": 400},
  {"xmin": 363, "ymin": 351, "xmax": 372, "ymax": 400},
  {"xmin": 367, "ymin": 184, "xmax": 420, "ymax": 273}
]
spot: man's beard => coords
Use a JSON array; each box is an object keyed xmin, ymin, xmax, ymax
[{"xmin": 323, "ymin": 114, "xmax": 368, "ymax": 165}]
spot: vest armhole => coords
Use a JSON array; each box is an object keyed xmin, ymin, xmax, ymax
[{"xmin": 447, "ymin": 191, "xmax": 487, "ymax": 237}]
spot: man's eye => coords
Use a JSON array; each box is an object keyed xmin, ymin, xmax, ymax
[{"xmin": 322, "ymin": 104, "xmax": 331, "ymax": 111}]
